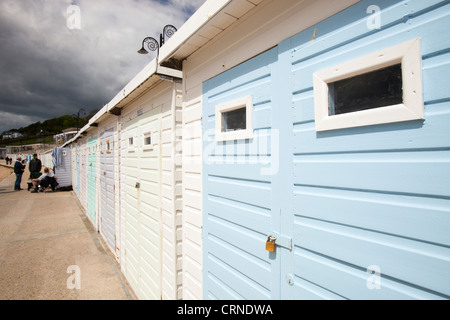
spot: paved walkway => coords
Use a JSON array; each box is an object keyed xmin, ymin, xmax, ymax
[{"xmin": 0, "ymin": 162, "xmax": 136, "ymax": 300}]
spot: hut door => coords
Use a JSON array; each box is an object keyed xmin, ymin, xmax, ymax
[
  {"xmin": 100, "ymin": 129, "xmax": 115, "ymax": 253},
  {"xmin": 202, "ymin": 47, "xmax": 287, "ymax": 299},
  {"xmin": 123, "ymin": 106, "xmax": 162, "ymax": 300},
  {"xmin": 87, "ymin": 138, "xmax": 97, "ymax": 226},
  {"xmin": 76, "ymin": 146, "xmax": 81, "ymax": 196}
]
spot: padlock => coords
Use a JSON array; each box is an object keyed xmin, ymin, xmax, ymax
[{"xmin": 265, "ymin": 236, "xmax": 276, "ymax": 253}]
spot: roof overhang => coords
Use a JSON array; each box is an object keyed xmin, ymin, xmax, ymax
[
  {"xmin": 64, "ymin": 58, "xmax": 182, "ymax": 147},
  {"xmin": 107, "ymin": 59, "xmax": 182, "ymax": 116},
  {"xmin": 159, "ymin": 0, "xmax": 264, "ymax": 63}
]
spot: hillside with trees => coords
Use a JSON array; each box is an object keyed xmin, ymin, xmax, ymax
[{"xmin": 1, "ymin": 109, "xmax": 99, "ymax": 147}]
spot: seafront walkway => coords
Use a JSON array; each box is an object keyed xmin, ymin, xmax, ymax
[{"xmin": 0, "ymin": 160, "xmax": 135, "ymax": 300}]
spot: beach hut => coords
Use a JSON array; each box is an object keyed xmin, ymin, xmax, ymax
[
  {"xmin": 71, "ymin": 146, "xmax": 77, "ymax": 193},
  {"xmin": 39, "ymin": 150, "xmax": 53, "ymax": 172},
  {"xmin": 108, "ymin": 59, "xmax": 183, "ymax": 300},
  {"xmin": 76, "ymin": 145, "xmax": 81, "ymax": 197},
  {"xmin": 67, "ymin": 126, "xmax": 99, "ymax": 228},
  {"xmin": 158, "ymin": 0, "xmax": 450, "ymax": 299},
  {"xmin": 86, "ymin": 134, "xmax": 99, "ymax": 228},
  {"xmin": 87, "ymin": 107, "xmax": 120, "ymax": 260},
  {"xmin": 49, "ymin": 147, "xmax": 72, "ymax": 188},
  {"xmin": 78, "ymin": 132, "xmax": 89, "ymax": 211},
  {"xmin": 70, "ymin": 58, "xmax": 184, "ymax": 299}
]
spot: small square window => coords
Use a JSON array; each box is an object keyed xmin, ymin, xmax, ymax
[
  {"xmin": 143, "ymin": 131, "xmax": 153, "ymax": 150},
  {"xmin": 313, "ymin": 38, "xmax": 424, "ymax": 132},
  {"xmin": 128, "ymin": 136, "xmax": 135, "ymax": 152},
  {"xmin": 215, "ymin": 95, "xmax": 253, "ymax": 142},
  {"xmin": 221, "ymin": 107, "xmax": 247, "ymax": 132},
  {"xmin": 144, "ymin": 135, "xmax": 152, "ymax": 146}
]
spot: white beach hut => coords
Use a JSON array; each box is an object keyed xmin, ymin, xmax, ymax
[
  {"xmin": 108, "ymin": 59, "xmax": 183, "ymax": 300},
  {"xmin": 68, "ymin": 58, "xmax": 184, "ymax": 300},
  {"xmin": 50, "ymin": 147, "xmax": 72, "ymax": 188}
]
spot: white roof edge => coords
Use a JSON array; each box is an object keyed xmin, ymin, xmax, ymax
[
  {"xmin": 77, "ymin": 124, "xmax": 90, "ymax": 137},
  {"xmin": 106, "ymin": 58, "xmax": 158, "ymax": 114},
  {"xmin": 159, "ymin": 0, "xmax": 232, "ymax": 62},
  {"xmin": 89, "ymin": 104, "xmax": 109, "ymax": 126},
  {"xmin": 76, "ymin": 58, "xmax": 161, "ymax": 135}
]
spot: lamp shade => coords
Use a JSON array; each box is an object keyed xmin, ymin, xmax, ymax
[{"xmin": 137, "ymin": 47, "xmax": 148, "ymax": 54}]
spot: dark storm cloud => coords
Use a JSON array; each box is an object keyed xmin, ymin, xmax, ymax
[{"xmin": 0, "ymin": 0, "xmax": 206, "ymax": 134}]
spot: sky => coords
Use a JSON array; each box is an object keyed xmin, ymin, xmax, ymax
[{"xmin": 0, "ymin": 0, "xmax": 206, "ymax": 134}]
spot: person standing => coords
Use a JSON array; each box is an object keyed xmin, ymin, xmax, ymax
[
  {"xmin": 29, "ymin": 153, "xmax": 42, "ymax": 180},
  {"xmin": 14, "ymin": 157, "xmax": 25, "ymax": 191}
]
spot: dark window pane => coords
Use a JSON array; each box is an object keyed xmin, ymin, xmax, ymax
[
  {"xmin": 222, "ymin": 107, "xmax": 246, "ymax": 132},
  {"xmin": 329, "ymin": 64, "xmax": 403, "ymax": 116}
]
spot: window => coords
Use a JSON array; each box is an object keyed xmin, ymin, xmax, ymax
[
  {"xmin": 143, "ymin": 131, "xmax": 153, "ymax": 150},
  {"xmin": 313, "ymin": 38, "xmax": 424, "ymax": 132},
  {"xmin": 215, "ymin": 95, "xmax": 253, "ymax": 142},
  {"xmin": 106, "ymin": 140, "xmax": 111, "ymax": 153},
  {"xmin": 329, "ymin": 64, "xmax": 403, "ymax": 115},
  {"xmin": 221, "ymin": 108, "xmax": 247, "ymax": 132},
  {"xmin": 128, "ymin": 136, "xmax": 135, "ymax": 152}
]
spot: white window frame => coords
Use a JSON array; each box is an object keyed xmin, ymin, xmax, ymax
[
  {"xmin": 143, "ymin": 129, "xmax": 154, "ymax": 151},
  {"xmin": 313, "ymin": 38, "xmax": 424, "ymax": 132},
  {"xmin": 215, "ymin": 95, "xmax": 253, "ymax": 142}
]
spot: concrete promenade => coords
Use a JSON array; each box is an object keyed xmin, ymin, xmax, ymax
[{"xmin": 0, "ymin": 161, "xmax": 136, "ymax": 300}]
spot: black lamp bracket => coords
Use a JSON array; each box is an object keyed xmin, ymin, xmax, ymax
[{"xmin": 138, "ymin": 25, "xmax": 177, "ymax": 56}]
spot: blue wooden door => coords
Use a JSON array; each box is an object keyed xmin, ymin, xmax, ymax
[
  {"xmin": 203, "ymin": 48, "xmax": 283, "ymax": 299},
  {"xmin": 203, "ymin": 0, "xmax": 450, "ymax": 300}
]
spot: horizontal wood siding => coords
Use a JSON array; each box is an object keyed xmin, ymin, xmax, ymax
[
  {"xmin": 203, "ymin": 48, "xmax": 279, "ymax": 299},
  {"xmin": 201, "ymin": 0, "xmax": 450, "ymax": 300},
  {"xmin": 289, "ymin": 0, "xmax": 450, "ymax": 299},
  {"xmin": 183, "ymin": 0, "xmax": 361, "ymax": 300},
  {"xmin": 79, "ymin": 139, "xmax": 88, "ymax": 210}
]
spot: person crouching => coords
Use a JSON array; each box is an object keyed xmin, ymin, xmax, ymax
[{"xmin": 30, "ymin": 167, "xmax": 59, "ymax": 193}]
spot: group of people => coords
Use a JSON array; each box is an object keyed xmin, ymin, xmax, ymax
[
  {"xmin": 13, "ymin": 154, "xmax": 58, "ymax": 193},
  {"xmin": 5, "ymin": 156, "xmax": 13, "ymax": 165}
]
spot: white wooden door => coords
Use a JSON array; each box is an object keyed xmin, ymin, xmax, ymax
[
  {"xmin": 100, "ymin": 129, "xmax": 116, "ymax": 252},
  {"xmin": 123, "ymin": 107, "xmax": 162, "ymax": 300}
]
